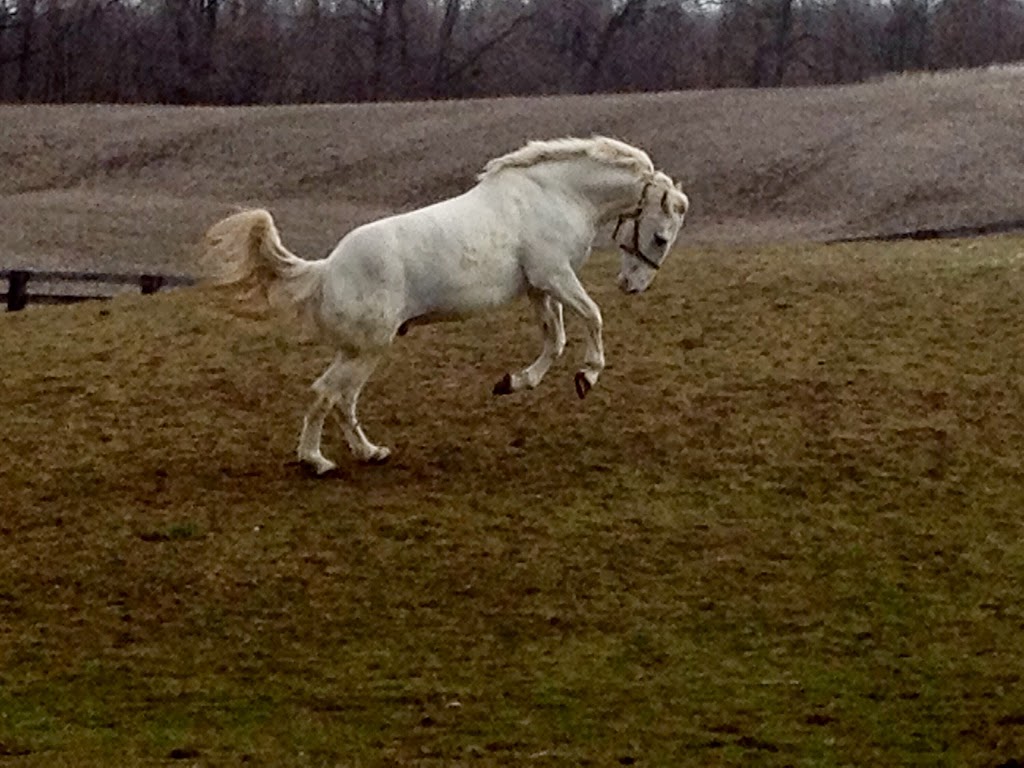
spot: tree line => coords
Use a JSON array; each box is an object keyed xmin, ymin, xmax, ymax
[{"xmin": 1, "ymin": 0, "xmax": 1023, "ymax": 105}]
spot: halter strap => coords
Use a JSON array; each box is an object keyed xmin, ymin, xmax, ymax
[
  {"xmin": 619, "ymin": 232, "xmax": 663, "ymax": 271},
  {"xmin": 612, "ymin": 181, "xmax": 662, "ymax": 271}
]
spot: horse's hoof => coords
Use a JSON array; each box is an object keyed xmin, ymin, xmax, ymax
[
  {"xmin": 298, "ymin": 458, "xmax": 339, "ymax": 477},
  {"xmin": 367, "ymin": 447, "xmax": 391, "ymax": 465},
  {"xmin": 574, "ymin": 371, "xmax": 591, "ymax": 400},
  {"xmin": 493, "ymin": 373, "xmax": 513, "ymax": 396}
]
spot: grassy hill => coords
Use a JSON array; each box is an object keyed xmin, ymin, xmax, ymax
[{"xmin": 1, "ymin": 67, "xmax": 1023, "ymax": 274}]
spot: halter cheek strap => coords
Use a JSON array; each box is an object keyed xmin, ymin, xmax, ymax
[{"xmin": 612, "ymin": 182, "xmax": 662, "ymax": 271}]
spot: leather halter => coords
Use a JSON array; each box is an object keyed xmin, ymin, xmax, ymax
[{"xmin": 612, "ymin": 182, "xmax": 663, "ymax": 271}]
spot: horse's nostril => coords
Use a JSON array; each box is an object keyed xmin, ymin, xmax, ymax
[{"xmin": 653, "ymin": 234, "xmax": 667, "ymax": 247}]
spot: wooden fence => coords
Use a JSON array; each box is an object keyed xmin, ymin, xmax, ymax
[{"xmin": 1, "ymin": 269, "xmax": 196, "ymax": 312}]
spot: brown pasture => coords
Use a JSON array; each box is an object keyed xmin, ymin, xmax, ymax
[{"xmin": 3, "ymin": 237, "xmax": 1024, "ymax": 765}]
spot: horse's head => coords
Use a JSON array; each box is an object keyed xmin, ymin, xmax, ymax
[{"xmin": 615, "ymin": 172, "xmax": 689, "ymax": 294}]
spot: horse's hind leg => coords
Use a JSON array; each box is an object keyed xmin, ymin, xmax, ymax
[
  {"xmin": 330, "ymin": 354, "xmax": 390, "ymax": 463},
  {"xmin": 493, "ymin": 293, "xmax": 566, "ymax": 395},
  {"xmin": 297, "ymin": 352, "xmax": 389, "ymax": 472},
  {"xmin": 297, "ymin": 354, "xmax": 350, "ymax": 475}
]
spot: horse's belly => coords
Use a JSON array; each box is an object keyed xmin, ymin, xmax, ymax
[
  {"xmin": 436, "ymin": 270, "xmax": 528, "ymax": 315},
  {"xmin": 413, "ymin": 251, "xmax": 526, "ymax": 317}
]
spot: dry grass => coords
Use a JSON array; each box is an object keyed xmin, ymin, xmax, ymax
[
  {"xmin": 2, "ymin": 68, "xmax": 1024, "ymax": 276},
  {"xmin": 3, "ymin": 236, "xmax": 1024, "ymax": 765},
  {"xmin": 4, "ymin": 70, "xmax": 1024, "ymax": 766}
]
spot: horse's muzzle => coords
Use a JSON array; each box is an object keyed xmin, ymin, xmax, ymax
[{"xmin": 617, "ymin": 275, "xmax": 642, "ymax": 294}]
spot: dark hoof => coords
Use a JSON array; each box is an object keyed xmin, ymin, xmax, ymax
[
  {"xmin": 493, "ymin": 372, "xmax": 513, "ymax": 396},
  {"xmin": 574, "ymin": 371, "xmax": 591, "ymax": 400}
]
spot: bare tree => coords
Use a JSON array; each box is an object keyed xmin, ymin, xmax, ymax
[
  {"xmin": 884, "ymin": 0, "xmax": 932, "ymax": 71},
  {"xmin": 364, "ymin": 0, "xmax": 410, "ymax": 98},
  {"xmin": 592, "ymin": 1, "xmax": 708, "ymax": 91},
  {"xmin": 2, "ymin": 0, "xmax": 1024, "ymax": 105},
  {"xmin": 586, "ymin": 0, "xmax": 649, "ymax": 91},
  {"xmin": 933, "ymin": 0, "xmax": 1024, "ymax": 68},
  {"xmin": 430, "ymin": 0, "xmax": 535, "ymax": 97},
  {"xmin": 712, "ymin": 0, "xmax": 764, "ymax": 86},
  {"xmin": 766, "ymin": 0, "xmax": 818, "ymax": 85},
  {"xmin": 14, "ymin": 0, "xmax": 34, "ymax": 99},
  {"xmin": 814, "ymin": 0, "xmax": 880, "ymax": 83},
  {"xmin": 431, "ymin": 0, "xmax": 458, "ymax": 94}
]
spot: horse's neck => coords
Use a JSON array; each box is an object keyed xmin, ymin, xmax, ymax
[{"xmin": 531, "ymin": 162, "xmax": 647, "ymax": 224}]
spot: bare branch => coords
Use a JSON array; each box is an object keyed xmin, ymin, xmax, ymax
[{"xmin": 445, "ymin": 9, "xmax": 537, "ymax": 83}]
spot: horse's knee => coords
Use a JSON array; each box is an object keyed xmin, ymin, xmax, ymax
[
  {"xmin": 303, "ymin": 391, "xmax": 330, "ymax": 419},
  {"xmin": 311, "ymin": 370, "xmax": 341, "ymax": 397}
]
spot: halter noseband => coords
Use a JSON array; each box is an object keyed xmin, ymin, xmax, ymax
[{"xmin": 612, "ymin": 181, "xmax": 663, "ymax": 271}]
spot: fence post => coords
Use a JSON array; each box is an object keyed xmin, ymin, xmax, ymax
[
  {"xmin": 139, "ymin": 275, "xmax": 165, "ymax": 295},
  {"xmin": 7, "ymin": 271, "xmax": 29, "ymax": 311}
]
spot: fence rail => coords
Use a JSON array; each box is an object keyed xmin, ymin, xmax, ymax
[{"xmin": 1, "ymin": 269, "xmax": 196, "ymax": 312}]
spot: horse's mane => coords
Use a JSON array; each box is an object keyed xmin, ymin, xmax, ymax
[{"xmin": 478, "ymin": 136, "xmax": 655, "ymax": 180}]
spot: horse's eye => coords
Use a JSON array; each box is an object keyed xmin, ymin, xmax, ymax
[{"xmin": 653, "ymin": 234, "xmax": 668, "ymax": 248}]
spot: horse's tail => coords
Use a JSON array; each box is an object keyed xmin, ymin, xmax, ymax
[{"xmin": 202, "ymin": 208, "xmax": 326, "ymax": 330}]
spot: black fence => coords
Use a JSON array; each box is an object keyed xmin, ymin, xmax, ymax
[{"xmin": 1, "ymin": 269, "xmax": 196, "ymax": 312}]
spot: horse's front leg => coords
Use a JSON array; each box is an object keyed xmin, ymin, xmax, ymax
[
  {"xmin": 493, "ymin": 293, "xmax": 565, "ymax": 395},
  {"xmin": 534, "ymin": 269, "xmax": 604, "ymax": 400}
]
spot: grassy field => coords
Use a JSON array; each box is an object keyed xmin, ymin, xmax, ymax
[{"xmin": 3, "ymin": 236, "xmax": 1024, "ymax": 765}]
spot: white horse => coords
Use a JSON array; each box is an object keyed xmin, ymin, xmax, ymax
[{"xmin": 203, "ymin": 136, "xmax": 689, "ymax": 474}]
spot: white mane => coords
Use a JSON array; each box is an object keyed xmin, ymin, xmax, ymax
[{"xmin": 479, "ymin": 136, "xmax": 656, "ymax": 180}]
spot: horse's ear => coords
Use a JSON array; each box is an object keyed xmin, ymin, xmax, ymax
[
  {"xmin": 660, "ymin": 190, "xmax": 670, "ymax": 214},
  {"xmin": 675, "ymin": 181, "xmax": 683, "ymax": 190}
]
